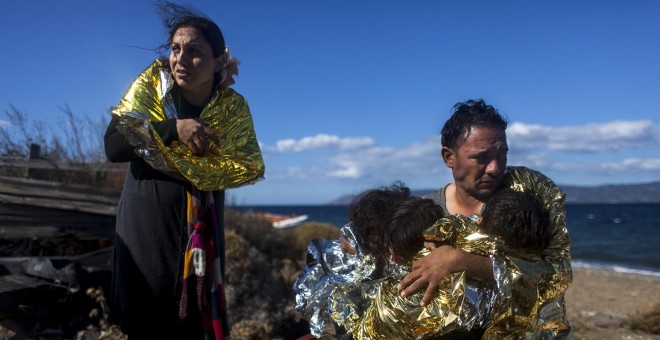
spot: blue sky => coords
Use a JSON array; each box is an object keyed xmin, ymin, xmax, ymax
[{"xmin": 2, "ymin": 1, "xmax": 659, "ymax": 205}]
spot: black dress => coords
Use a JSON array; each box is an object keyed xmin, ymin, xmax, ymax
[{"xmin": 104, "ymin": 94, "xmax": 223, "ymax": 338}]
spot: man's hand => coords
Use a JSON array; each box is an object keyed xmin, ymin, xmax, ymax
[
  {"xmin": 398, "ymin": 245, "xmax": 494, "ymax": 307},
  {"xmin": 397, "ymin": 245, "xmax": 461, "ymax": 306},
  {"xmin": 176, "ymin": 118, "xmax": 221, "ymax": 155}
]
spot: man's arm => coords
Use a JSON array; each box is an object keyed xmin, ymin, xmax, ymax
[{"xmin": 398, "ymin": 244, "xmax": 493, "ymax": 306}]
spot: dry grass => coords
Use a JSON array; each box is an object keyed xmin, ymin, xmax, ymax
[
  {"xmin": 624, "ymin": 302, "xmax": 660, "ymax": 334},
  {"xmin": 223, "ymin": 208, "xmax": 339, "ymax": 263},
  {"xmin": 222, "ymin": 209, "xmax": 341, "ymax": 339}
]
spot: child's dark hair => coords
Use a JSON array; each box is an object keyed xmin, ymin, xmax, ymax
[
  {"xmin": 480, "ymin": 188, "xmax": 551, "ymax": 252},
  {"xmin": 386, "ymin": 197, "xmax": 444, "ymax": 264},
  {"xmin": 349, "ymin": 182, "xmax": 411, "ymax": 276}
]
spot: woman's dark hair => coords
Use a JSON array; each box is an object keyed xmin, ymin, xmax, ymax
[
  {"xmin": 441, "ymin": 99, "xmax": 509, "ymax": 149},
  {"xmin": 349, "ymin": 182, "xmax": 411, "ymax": 277},
  {"xmin": 480, "ymin": 188, "xmax": 551, "ymax": 252},
  {"xmin": 156, "ymin": 1, "xmax": 226, "ymax": 58},
  {"xmin": 387, "ymin": 197, "xmax": 444, "ymax": 263}
]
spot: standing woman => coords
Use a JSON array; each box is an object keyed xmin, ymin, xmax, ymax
[{"xmin": 104, "ymin": 2, "xmax": 264, "ymax": 339}]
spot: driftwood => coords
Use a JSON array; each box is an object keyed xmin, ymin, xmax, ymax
[
  {"xmin": 0, "ymin": 151, "xmax": 125, "ymax": 337},
  {"xmin": 0, "ymin": 175, "xmax": 120, "ymax": 215},
  {"xmin": 0, "ymin": 176, "xmax": 119, "ymax": 240}
]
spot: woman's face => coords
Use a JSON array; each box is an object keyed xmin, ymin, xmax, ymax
[{"xmin": 169, "ymin": 26, "xmax": 222, "ymax": 99}]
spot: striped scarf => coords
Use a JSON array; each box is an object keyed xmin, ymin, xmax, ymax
[{"xmin": 179, "ymin": 189, "xmax": 229, "ymax": 339}]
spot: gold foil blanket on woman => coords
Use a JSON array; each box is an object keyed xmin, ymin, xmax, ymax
[{"xmin": 111, "ymin": 59, "xmax": 264, "ymax": 191}]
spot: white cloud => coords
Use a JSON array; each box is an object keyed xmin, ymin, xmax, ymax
[
  {"xmin": 271, "ymin": 134, "xmax": 375, "ymax": 153},
  {"xmin": 598, "ymin": 158, "xmax": 660, "ymax": 172},
  {"xmin": 508, "ymin": 120, "xmax": 660, "ymax": 152},
  {"xmin": 326, "ymin": 136, "xmax": 443, "ymax": 180},
  {"xmin": 259, "ymin": 120, "xmax": 660, "ymax": 186},
  {"xmin": 509, "ymin": 157, "xmax": 660, "ymax": 184},
  {"xmin": 259, "ymin": 135, "xmax": 443, "ymax": 181}
]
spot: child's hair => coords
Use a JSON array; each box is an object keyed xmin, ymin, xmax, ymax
[
  {"xmin": 480, "ymin": 188, "xmax": 552, "ymax": 252},
  {"xmin": 349, "ymin": 182, "xmax": 411, "ymax": 275},
  {"xmin": 386, "ymin": 197, "xmax": 444, "ymax": 264}
]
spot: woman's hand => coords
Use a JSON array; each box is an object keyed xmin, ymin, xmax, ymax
[{"xmin": 176, "ymin": 118, "xmax": 220, "ymax": 155}]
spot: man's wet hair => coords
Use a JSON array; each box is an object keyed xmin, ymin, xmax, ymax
[{"xmin": 441, "ymin": 99, "xmax": 509, "ymax": 149}]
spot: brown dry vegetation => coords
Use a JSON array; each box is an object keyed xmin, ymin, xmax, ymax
[
  {"xmin": 625, "ymin": 302, "xmax": 660, "ymax": 334},
  {"xmin": 222, "ymin": 209, "xmax": 340, "ymax": 338}
]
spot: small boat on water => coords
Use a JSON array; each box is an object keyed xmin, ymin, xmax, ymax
[{"xmin": 253, "ymin": 212, "xmax": 309, "ymax": 229}]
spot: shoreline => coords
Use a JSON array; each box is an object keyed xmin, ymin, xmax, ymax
[
  {"xmin": 572, "ymin": 260, "xmax": 660, "ymax": 277},
  {"xmin": 566, "ymin": 267, "xmax": 660, "ymax": 339}
]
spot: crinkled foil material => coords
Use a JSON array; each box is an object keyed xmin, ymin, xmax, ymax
[
  {"xmin": 333, "ymin": 217, "xmax": 498, "ymax": 340},
  {"xmin": 293, "ymin": 223, "xmax": 368, "ymax": 338},
  {"xmin": 297, "ymin": 166, "xmax": 572, "ymax": 339},
  {"xmin": 111, "ymin": 59, "xmax": 265, "ymax": 191},
  {"xmin": 483, "ymin": 166, "xmax": 573, "ymax": 339}
]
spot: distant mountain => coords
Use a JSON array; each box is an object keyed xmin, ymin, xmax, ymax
[
  {"xmin": 561, "ymin": 181, "xmax": 660, "ymax": 204},
  {"xmin": 328, "ymin": 182, "xmax": 660, "ymax": 205}
]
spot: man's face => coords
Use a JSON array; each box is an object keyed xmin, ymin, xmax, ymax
[{"xmin": 443, "ymin": 126, "xmax": 508, "ymax": 202}]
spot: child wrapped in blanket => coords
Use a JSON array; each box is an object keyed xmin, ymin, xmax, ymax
[
  {"xmin": 292, "ymin": 183, "xmax": 412, "ymax": 338},
  {"xmin": 331, "ymin": 187, "xmax": 552, "ymax": 339}
]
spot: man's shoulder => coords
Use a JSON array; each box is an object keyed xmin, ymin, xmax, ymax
[
  {"xmin": 422, "ymin": 187, "xmax": 445, "ymax": 202},
  {"xmin": 422, "ymin": 185, "xmax": 451, "ymax": 216}
]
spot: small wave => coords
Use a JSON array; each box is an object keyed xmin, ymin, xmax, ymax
[{"xmin": 572, "ymin": 260, "xmax": 660, "ymax": 277}]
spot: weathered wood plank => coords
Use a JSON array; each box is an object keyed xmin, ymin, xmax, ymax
[
  {"xmin": 0, "ymin": 176, "xmax": 120, "ymax": 202},
  {"xmin": 0, "ymin": 158, "xmax": 126, "ymax": 172},
  {"xmin": 0, "ymin": 203, "xmax": 116, "ymax": 238},
  {"xmin": 0, "ymin": 193, "xmax": 117, "ymax": 216},
  {"xmin": 0, "ymin": 176, "xmax": 120, "ymax": 216}
]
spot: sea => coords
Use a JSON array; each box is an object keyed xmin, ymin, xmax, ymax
[{"xmin": 235, "ymin": 203, "xmax": 660, "ymax": 276}]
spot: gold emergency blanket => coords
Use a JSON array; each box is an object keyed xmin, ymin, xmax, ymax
[
  {"xmin": 485, "ymin": 166, "xmax": 572, "ymax": 339},
  {"xmin": 111, "ymin": 59, "xmax": 265, "ymax": 191},
  {"xmin": 331, "ymin": 218, "xmax": 497, "ymax": 339},
  {"xmin": 328, "ymin": 166, "xmax": 572, "ymax": 339}
]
